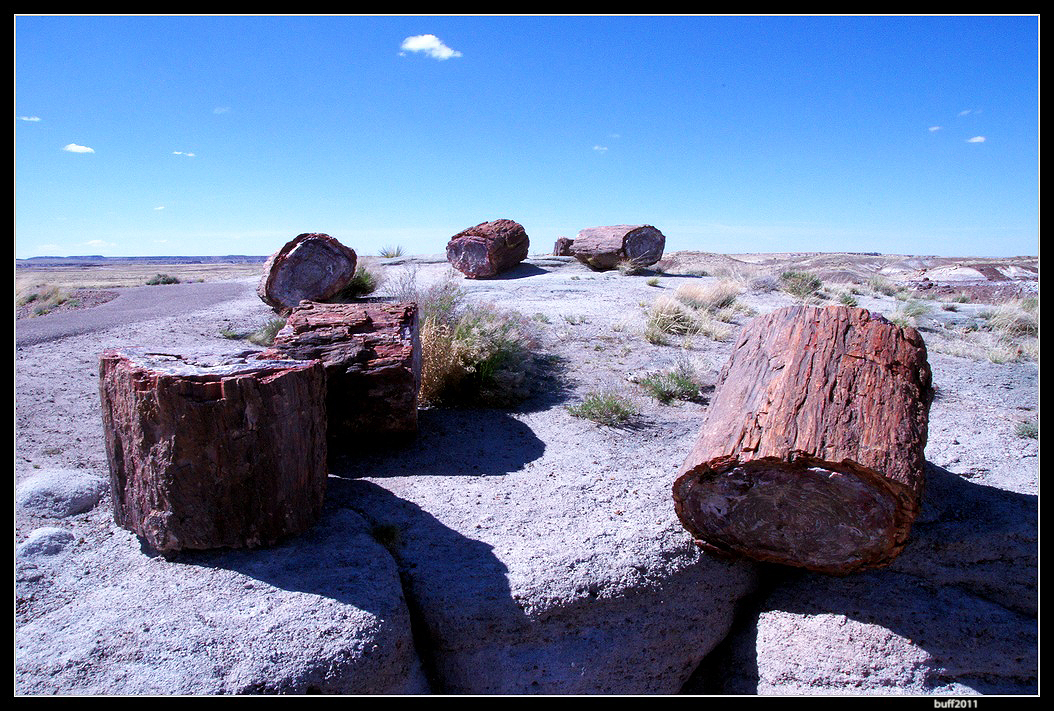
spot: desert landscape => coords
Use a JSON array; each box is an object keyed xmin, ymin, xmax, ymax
[{"xmin": 14, "ymin": 246, "xmax": 1038, "ymax": 695}]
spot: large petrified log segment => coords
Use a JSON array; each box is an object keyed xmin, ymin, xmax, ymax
[
  {"xmin": 446, "ymin": 219, "xmax": 530, "ymax": 278},
  {"xmin": 258, "ymin": 301, "xmax": 421, "ymax": 444},
  {"xmin": 569, "ymin": 224, "xmax": 666, "ymax": 271},
  {"xmin": 672, "ymin": 304, "xmax": 933, "ymax": 574},
  {"xmin": 257, "ymin": 233, "xmax": 358, "ymax": 313},
  {"xmin": 99, "ymin": 349, "xmax": 328, "ymax": 553}
]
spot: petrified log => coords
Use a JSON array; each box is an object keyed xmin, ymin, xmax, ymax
[
  {"xmin": 553, "ymin": 237, "xmax": 574, "ymax": 256},
  {"xmin": 257, "ymin": 233, "xmax": 358, "ymax": 313},
  {"xmin": 672, "ymin": 305, "xmax": 933, "ymax": 574},
  {"xmin": 446, "ymin": 219, "xmax": 530, "ymax": 278},
  {"xmin": 569, "ymin": 224, "xmax": 666, "ymax": 271},
  {"xmin": 99, "ymin": 349, "xmax": 328, "ymax": 553},
  {"xmin": 257, "ymin": 301, "xmax": 421, "ymax": 444}
]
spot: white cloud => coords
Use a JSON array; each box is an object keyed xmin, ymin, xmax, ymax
[
  {"xmin": 85, "ymin": 239, "xmax": 116, "ymax": 248},
  {"xmin": 63, "ymin": 143, "xmax": 95, "ymax": 154},
  {"xmin": 213, "ymin": 107, "xmax": 230, "ymax": 114},
  {"xmin": 18, "ymin": 116, "xmax": 41, "ymax": 122},
  {"xmin": 966, "ymin": 136, "xmax": 986, "ymax": 143},
  {"xmin": 154, "ymin": 206, "xmax": 165, "ymax": 211},
  {"xmin": 928, "ymin": 126, "xmax": 942, "ymax": 132},
  {"xmin": 172, "ymin": 151, "xmax": 196, "ymax": 157},
  {"xmin": 400, "ymin": 34, "xmax": 462, "ymax": 60},
  {"xmin": 593, "ymin": 145, "xmax": 608, "ymax": 153}
]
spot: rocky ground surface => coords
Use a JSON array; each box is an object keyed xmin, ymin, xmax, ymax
[{"xmin": 14, "ymin": 251, "xmax": 1038, "ymax": 696}]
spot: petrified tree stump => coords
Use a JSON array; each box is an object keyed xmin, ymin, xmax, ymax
[
  {"xmin": 257, "ymin": 233, "xmax": 358, "ymax": 313},
  {"xmin": 99, "ymin": 349, "xmax": 328, "ymax": 553},
  {"xmin": 446, "ymin": 219, "xmax": 530, "ymax": 278},
  {"xmin": 569, "ymin": 224, "xmax": 666, "ymax": 271},
  {"xmin": 672, "ymin": 305, "xmax": 933, "ymax": 574},
  {"xmin": 257, "ymin": 301, "xmax": 421, "ymax": 444},
  {"xmin": 553, "ymin": 237, "xmax": 574, "ymax": 256}
]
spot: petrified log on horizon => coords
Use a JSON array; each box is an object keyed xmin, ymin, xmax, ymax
[
  {"xmin": 257, "ymin": 300, "xmax": 421, "ymax": 445},
  {"xmin": 446, "ymin": 219, "xmax": 530, "ymax": 278},
  {"xmin": 257, "ymin": 233, "xmax": 358, "ymax": 313},
  {"xmin": 672, "ymin": 304, "xmax": 933, "ymax": 574},
  {"xmin": 553, "ymin": 236, "xmax": 574, "ymax": 256},
  {"xmin": 569, "ymin": 224, "xmax": 666, "ymax": 271},
  {"xmin": 99, "ymin": 349, "xmax": 328, "ymax": 553}
]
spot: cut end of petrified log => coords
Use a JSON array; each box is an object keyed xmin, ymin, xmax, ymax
[
  {"xmin": 672, "ymin": 304, "xmax": 932, "ymax": 575},
  {"xmin": 569, "ymin": 225, "xmax": 666, "ymax": 271},
  {"xmin": 446, "ymin": 219, "xmax": 530, "ymax": 278},
  {"xmin": 257, "ymin": 233, "xmax": 358, "ymax": 313},
  {"xmin": 673, "ymin": 456, "xmax": 918, "ymax": 574}
]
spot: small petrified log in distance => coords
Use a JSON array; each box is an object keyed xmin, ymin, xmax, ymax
[
  {"xmin": 257, "ymin": 301, "xmax": 421, "ymax": 445},
  {"xmin": 553, "ymin": 237, "xmax": 574, "ymax": 256},
  {"xmin": 569, "ymin": 224, "xmax": 666, "ymax": 271},
  {"xmin": 257, "ymin": 233, "xmax": 358, "ymax": 313},
  {"xmin": 99, "ymin": 349, "xmax": 328, "ymax": 553},
  {"xmin": 446, "ymin": 219, "xmax": 530, "ymax": 278},
  {"xmin": 672, "ymin": 304, "xmax": 933, "ymax": 574}
]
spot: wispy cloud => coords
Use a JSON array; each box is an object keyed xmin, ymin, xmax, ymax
[
  {"xmin": 154, "ymin": 206, "xmax": 165, "ymax": 211},
  {"xmin": 18, "ymin": 116, "xmax": 41, "ymax": 122},
  {"xmin": 592, "ymin": 145, "xmax": 608, "ymax": 153},
  {"xmin": 399, "ymin": 34, "xmax": 462, "ymax": 60},
  {"xmin": 213, "ymin": 107, "xmax": 230, "ymax": 114},
  {"xmin": 928, "ymin": 125, "xmax": 942, "ymax": 132},
  {"xmin": 172, "ymin": 151, "xmax": 196, "ymax": 157},
  {"xmin": 966, "ymin": 136, "xmax": 986, "ymax": 143},
  {"xmin": 85, "ymin": 239, "xmax": 116, "ymax": 249},
  {"xmin": 63, "ymin": 143, "xmax": 95, "ymax": 154}
]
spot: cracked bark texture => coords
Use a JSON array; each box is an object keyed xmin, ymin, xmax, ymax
[
  {"xmin": 673, "ymin": 304, "xmax": 933, "ymax": 574},
  {"xmin": 99, "ymin": 349, "xmax": 328, "ymax": 553},
  {"xmin": 258, "ymin": 300, "xmax": 421, "ymax": 444}
]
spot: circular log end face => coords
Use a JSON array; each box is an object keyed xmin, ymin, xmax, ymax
[{"xmin": 675, "ymin": 461, "xmax": 904, "ymax": 573}]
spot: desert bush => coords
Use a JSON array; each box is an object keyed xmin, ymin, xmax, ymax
[
  {"xmin": 1015, "ymin": 419, "xmax": 1039, "ymax": 440},
  {"xmin": 779, "ymin": 270, "xmax": 823, "ymax": 300},
  {"xmin": 248, "ymin": 317, "xmax": 286, "ymax": 346},
  {"xmin": 18, "ymin": 285, "xmax": 72, "ymax": 316},
  {"xmin": 980, "ymin": 299, "xmax": 1039, "ymax": 338},
  {"xmin": 868, "ymin": 276, "xmax": 900, "ymax": 297},
  {"xmin": 146, "ymin": 273, "xmax": 180, "ymax": 285},
  {"xmin": 636, "ymin": 358, "xmax": 707, "ymax": 404},
  {"xmin": 378, "ymin": 245, "xmax": 404, "ymax": 258},
  {"xmin": 674, "ymin": 280, "xmax": 742, "ymax": 312},
  {"xmin": 567, "ymin": 390, "xmax": 638, "ymax": 426},
  {"xmin": 401, "ymin": 270, "xmax": 540, "ymax": 406},
  {"xmin": 331, "ymin": 260, "xmax": 384, "ymax": 301}
]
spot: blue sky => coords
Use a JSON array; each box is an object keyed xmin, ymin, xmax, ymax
[{"xmin": 15, "ymin": 15, "xmax": 1039, "ymax": 259}]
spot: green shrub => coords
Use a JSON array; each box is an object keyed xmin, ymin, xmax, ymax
[
  {"xmin": 1015, "ymin": 419, "xmax": 1038, "ymax": 439},
  {"xmin": 637, "ymin": 361, "xmax": 706, "ymax": 404},
  {"xmin": 779, "ymin": 270, "xmax": 823, "ymax": 299},
  {"xmin": 378, "ymin": 245, "xmax": 405, "ymax": 258},
  {"xmin": 248, "ymin": 317, "xmax": 286, "ymax": 346},
  {"xmin": 331, "ymin": 260, "xmax": 384, "ymax": 301},
  {"xmin": 146, "ymin": 273, "xmax": 180, "ymax": 285},
  {"xmin": 399, "ymin": 270, "xmax": 540, "ymax": 407},
  {"xmin": 567, "ymin": 390, "xmax": 638, "ymax": 426}
]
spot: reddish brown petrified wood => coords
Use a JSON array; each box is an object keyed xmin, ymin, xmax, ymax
[
  {"xmin": 257, "ymin": 232, "xmax": 358, "ymax": 313},
  {"xmin": 569, "ymin": 225, "xmax": 666, "ymax": 271},
  {"xmin": 99, "ymin": 349, "xmax": 328, "ymax": 553},
  {"xmin": 672, "ymin": 304, "xmax": 933, "ymax": 574},
  {"xmin": 257, "ymin": 300, "xmax": 421, "ymax": 444},
  {"xmin": 446, "ymin": 219, "xmax": 530, "ymax": 278}
]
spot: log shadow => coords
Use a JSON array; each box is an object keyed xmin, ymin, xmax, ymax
[
  {"xmin": 331, "ymin": 407, "xmax": 546, "ymax": 480},
  {"xmin": 689, "ymin": 462, "xmax": 1038, "ymax": 694},
  {"xmin": 325, "ymin": 477, "xmax": 524, "ymax": 693},
  {"xmin": 478, "ymin": 263, "xmax": 550, "ymax": 280}
]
